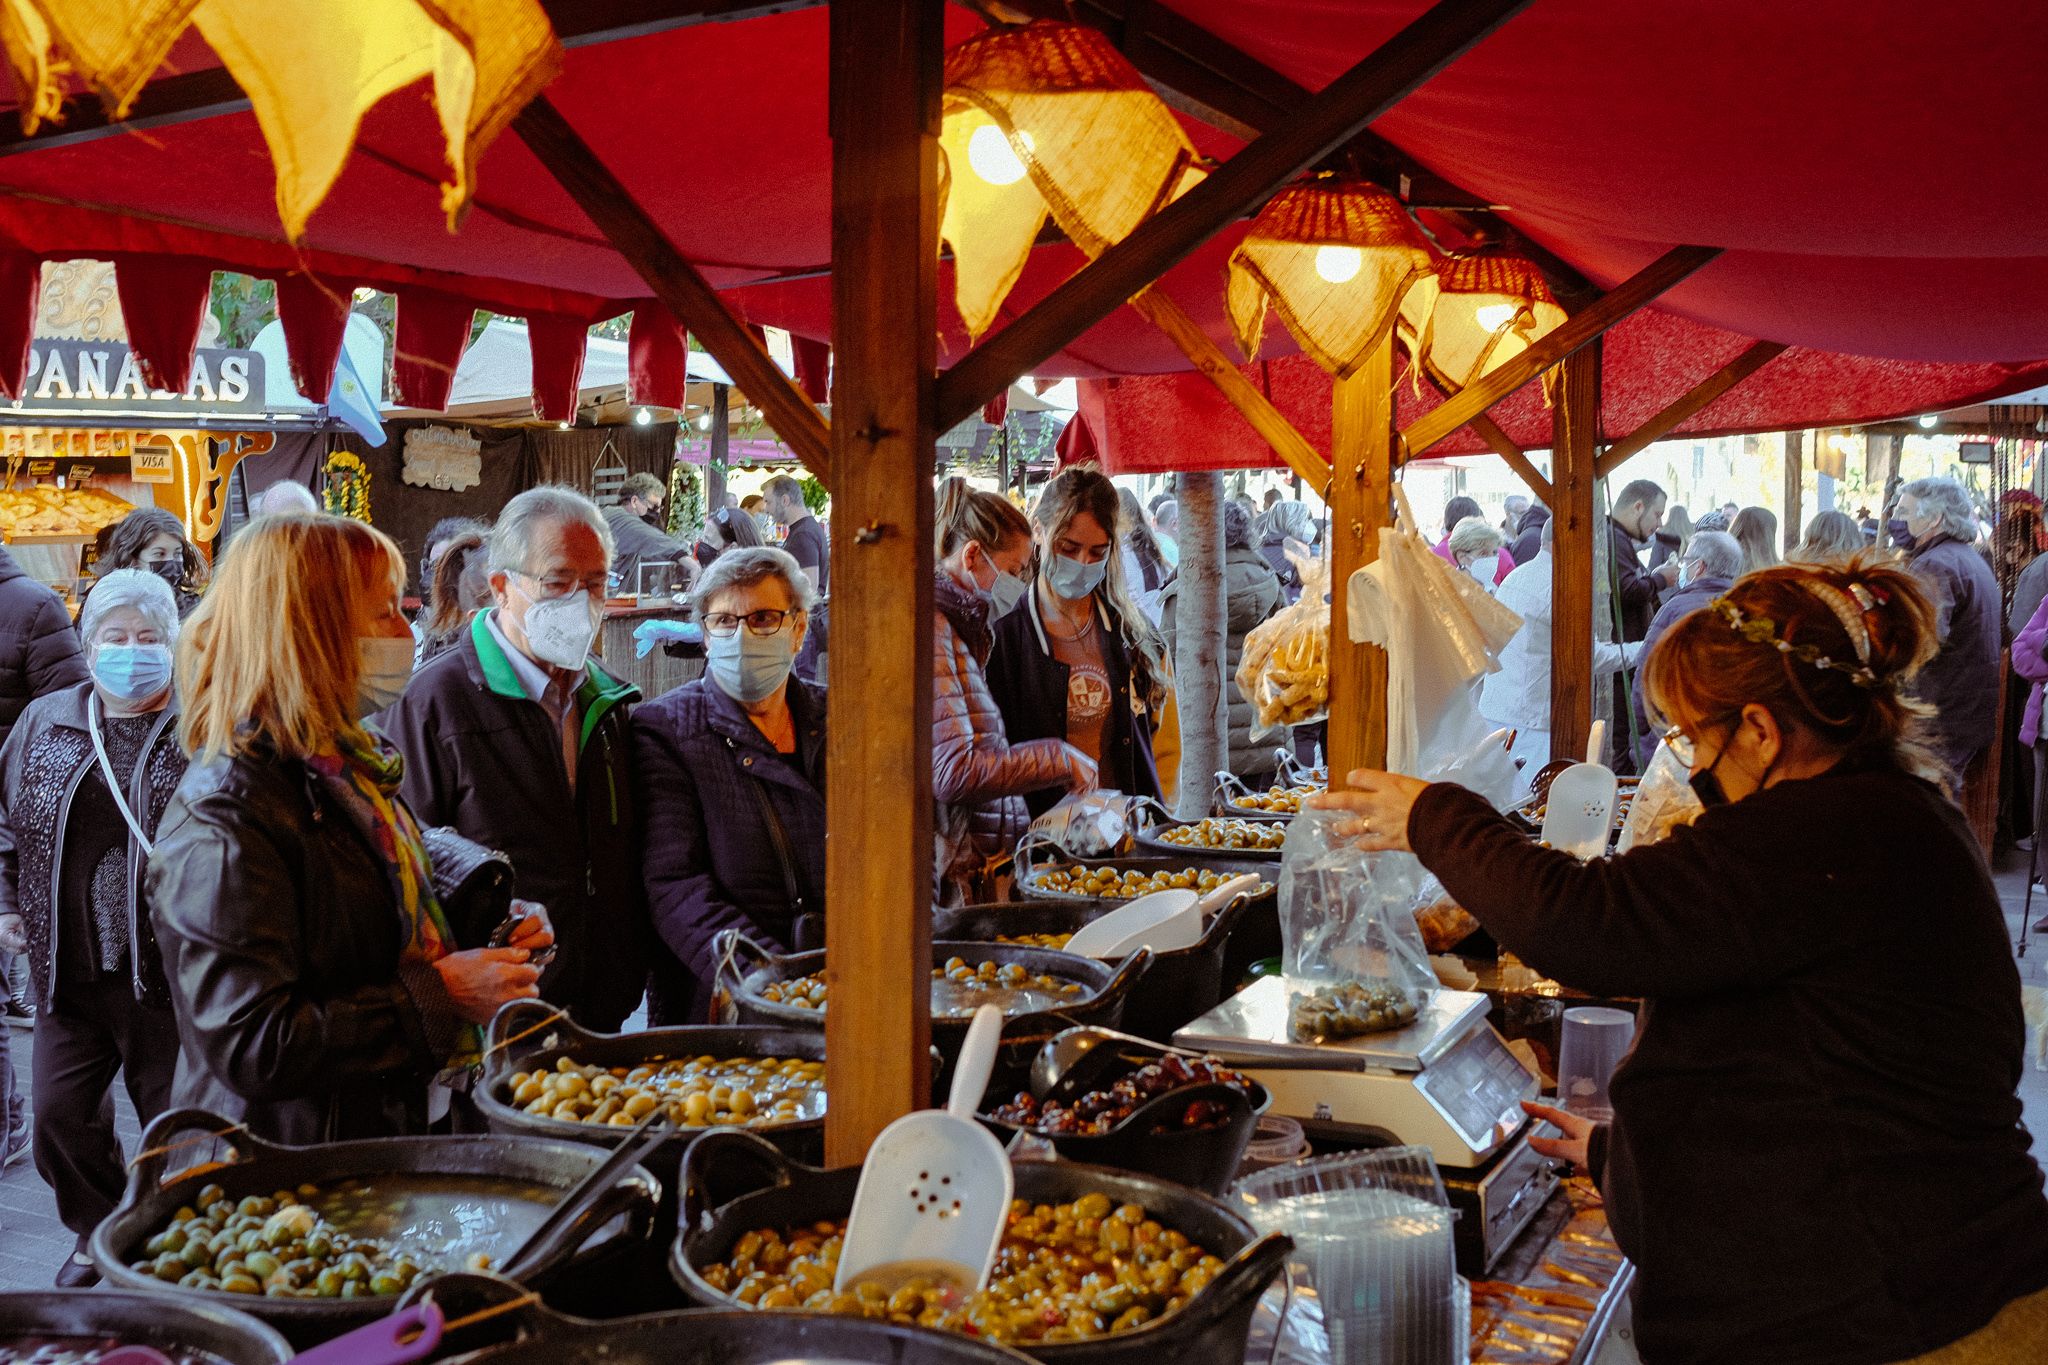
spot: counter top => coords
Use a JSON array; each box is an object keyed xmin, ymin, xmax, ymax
[{"xmin": 602, "ymin": 598, "xmax": 693, "ymax": 621}]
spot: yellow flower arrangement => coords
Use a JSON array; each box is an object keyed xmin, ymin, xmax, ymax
[{"xmin": 323, "ymin": 450, "xmax": 373, "ymax": 523}]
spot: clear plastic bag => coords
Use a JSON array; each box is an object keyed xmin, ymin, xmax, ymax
[
  {"xmin": 1406, "ymin": 871, "xmax": 1480, "ymax": 953},
  {"xmin": 1616, "ymin": 739, "xmax": 1703, "ymax": 852},
  {"xmin": 1277, "ymin": 809, "xmax": 1434, "ymax": 1041},
  {"xmin": 1239, "ymin": 552, "xmax": 1331, "ymax": 740}
]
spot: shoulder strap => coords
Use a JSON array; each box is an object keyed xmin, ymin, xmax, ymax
[
  {"xmin": 89, "ymin": 692, "xmax": 154, "ymax": 856},
  {"xmin": 721, "ymin": 733, "xmax": 806, "ymax": 916}
]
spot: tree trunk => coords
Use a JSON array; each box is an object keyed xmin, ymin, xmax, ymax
[
  {"xmin": 705, "ymin": 382, "xmax": 730, "ymax": 513},
  {"xmin": 1173, "ymin": 471, "xmax": 1227, "ymax": 820}
]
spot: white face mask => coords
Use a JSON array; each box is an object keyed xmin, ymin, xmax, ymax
[
  {"xmin": 512, "ymin": 583, "xmax": 600, "ymax": 671},
  {"xmin": 1466, "ymin": 559, "xmax": 1493, "ymax": 588},
  {"xmin": 356, "ymin": 637, "xmax": 415, "ymax": 717}
]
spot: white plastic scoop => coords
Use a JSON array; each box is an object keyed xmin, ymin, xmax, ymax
[
  {"xmin": 1539, "ymin": 720, "xmax": 1618, "ymax": 861},
  {"xmin": 1062, "ymin": 872, "xmax": 1262, "ymax": 960},
  {"xmin": 835, "ymin": 1004, "xmax": 1011, "ymax": 1295}
]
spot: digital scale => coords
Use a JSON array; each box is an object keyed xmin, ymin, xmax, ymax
[{"xmin": 1174, "ymin": 975, "xmax": 1558, "ymax": 1272}]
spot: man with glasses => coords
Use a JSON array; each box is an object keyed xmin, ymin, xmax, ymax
[{"xmin": 375, "ymin": 486, "xmax": 649, "ymax": 1033}]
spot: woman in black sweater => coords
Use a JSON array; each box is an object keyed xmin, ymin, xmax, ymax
[{"xmin": 1316, "ymin": 555, "xmax": 2048, "ymax": 1364}]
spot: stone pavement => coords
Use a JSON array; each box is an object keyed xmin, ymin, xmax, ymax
[{"xmin": 1, "ymin": 861, "xmax": 2045, "ymax": 1292}]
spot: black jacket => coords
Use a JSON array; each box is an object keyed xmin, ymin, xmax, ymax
[
  {"xmin": 1410, "ymin": 761, "xmax": 2048, "ymax": 1365},
  {"xmin": 146, "ymin": 746, "xmax": 450, "ymax": 1144},
  {"xmin": 0, "ymin": 683, "xmax": 184, "ymax": 1010},
  {"xmin": 986, "ymin": 591, "xmax": 1161, "ymax": 817},
  {"xmin": 1508, "ymin": 505, "xmax": 1549, "ymax": 566},
  {"xmin": 1607, "ymin": 518, "xmax": 1662, "ymax": 642},
  {"xmin": 633, "ymin": 675, "xmax": 826, "ymax": 1025},
  {"xmin": 374, "ymin": 612, "xmax": 648, "ymax": 1031},
  {"xmin": 0, "ymin": 548, "xmax": 87, "ymax": 747},
  {"xmin": 603, "ymin": 506, "xmax": 699, "ymax": 596}
]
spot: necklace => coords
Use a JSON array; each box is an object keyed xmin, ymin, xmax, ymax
[{"xmin": 1045, "ymin": 607, "xmax": 1096, "ymax": 643}]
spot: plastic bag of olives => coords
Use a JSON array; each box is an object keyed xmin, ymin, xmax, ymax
[{"xmin": 1276, "ymin": 809, "xmax": 1434, "ymax": 1041}]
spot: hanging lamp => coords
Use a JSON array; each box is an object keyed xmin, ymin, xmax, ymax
[
  {"xmin": 1398, "ymin": 248, "xmax": 1567, "ymax": 392},
  {"xmin": 939, "ymin": 20, "xmax": 1203, "ymax": 339},
  {"xmin": 1225, "ymin": 177, "xmax": 1435, "ymax": 379}
]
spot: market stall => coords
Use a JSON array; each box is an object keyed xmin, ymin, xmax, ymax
[{"xmin": 0, "ymin": 1, "xmax": 2044, "ymax": 1361}]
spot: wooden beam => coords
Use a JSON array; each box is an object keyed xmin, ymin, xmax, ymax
[
  {"xmin": 1326, "ymin": 339, "xmax": 1393, "ymax": 780},
  {"xmin": 514, "ymin": 96, "xmax": 834, "ymax": 482},
  {"xmin": 1415, "ymin": 372, "xmax": 1551, "ymax": 503},
  {"xmin": 1549, "ymin": 341, "xmax": 1599, "ymax": 765},
  {"xmin": 821, "ymin": 0, "xmax": 941, "ymax": 1166},
  {"xmin": 1128, "ymin": 291, "xmax": 1327, "ymax": 485},
  {"xmin": 0, "ymin": 2, "xmax": 825, "ymax": 157},
  {"xmin": 933, "ymin": 0, "xmax": 1539, "ymax": 431},
  {"xmin": 1402, "ymin": 245, "xmax": 1721, "ymax": 461},
  {"xmin": 1593, "ymin": 339, "xmax": 1787, "ymax": 479},
  {"xmin": 1782, "ymin": 430, "xmax": 1805, "ymax": 553}
]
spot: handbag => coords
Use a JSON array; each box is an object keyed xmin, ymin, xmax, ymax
[{"xmin": 417, "ymin": 825, "xmax": 515, "ymax": 950}]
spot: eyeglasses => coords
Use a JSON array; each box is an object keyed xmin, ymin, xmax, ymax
[
  {"xmin": 702, "ymin": 608, "xmax": 798, "ymax": 637},
  {"xmin": 514, "ymin": 569, "xmax": 608, "ymax": 600},
  {"xmin": 1660, "ymin": 725, "xmax": 1696, "ymax": 766}
]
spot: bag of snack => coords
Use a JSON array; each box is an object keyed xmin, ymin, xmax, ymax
[
  {"xmin": 1408, "ymin": 872, "xmax": 1481, "ymax": 953},
  {"xmin": 1616, "ymin": 738, "xmax": 1703, "ymax": 851},
  {"xmin": 1238, "ymin": 551, "xmax": 1332, "ymax": 740},
  {"xmin": 1277, "ymin": 808, "xmax": 1434, "ymax": 1041}
]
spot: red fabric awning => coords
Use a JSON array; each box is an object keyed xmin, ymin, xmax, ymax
[{"xmin": 0, "ymin": 3, "xmax": 2038, "ymax": 426}]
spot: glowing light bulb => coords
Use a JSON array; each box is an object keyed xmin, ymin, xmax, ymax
[
  {"xmin": 967, "ymin": 123, "xmax": 1028, "ymax": 186},
  {"xmin": 1918, "ymin": 413, "xmax": 1939, "ymax": 429},
  {"xmin": 697, "ymin": 413, "xmax": 713, "ymax": 432},
  {"xmin": 1313, "ymin": 245, "xmax": 1362, "ymax": 284},
  {"xmin": 634, "ymin": 408, "xmax": 652, "ymax": 426},
  {"xmin": 1473, "ymin": 303, "xmax": 1519, "ymax": 331}
]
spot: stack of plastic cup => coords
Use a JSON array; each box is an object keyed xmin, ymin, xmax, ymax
[
  {"xmin": 1235, "ymin": 1146, "xmax": 1466, "ymax": 1364},
  {"xmin": 1557, "ymin": 1005, "xmax": 1636, "ymax": 1121}
]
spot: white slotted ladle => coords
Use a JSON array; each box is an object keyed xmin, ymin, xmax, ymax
[
  {"xmin": 836, "ymin": 1004, "xmax": 1012, "ymax": 1294},
  {"xmin": 1062, "ymin": 873, "xmax": 1262, "ymax": 960},
  {"xmin": 1538, "ymin": 720, "xmax": 1618, "ymax": 861}
]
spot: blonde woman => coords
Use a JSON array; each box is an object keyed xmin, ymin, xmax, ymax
[
  {"xmin": 1789, "ymin": 509, "xmax": 1868, "ymax": 565},
  {"xmin": 1730, "ymin": 505, "xmax": 1781, "ymax": 575},
  {"xmin": 146, "ymin": 515, "xmax": 550, "ymax": 1143}
]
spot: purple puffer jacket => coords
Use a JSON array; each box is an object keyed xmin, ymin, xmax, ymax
[
  {"xmin": 2012, "ymin": 593, "xmax": 2048, "ymax": 746},
  {"xmin": 934, "ymin": 573, "xmax": 1091, "ymax": 904}
]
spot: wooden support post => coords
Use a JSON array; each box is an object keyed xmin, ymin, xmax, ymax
[
  {"xmin": 1401, "ymin": 245, "xmax": 1721, "ymax": 460},
  {"xmin": 1783, "ymin": 430, "xmax": 1804, "ymax": 553},
  {"xmin": 515, "ymin": 96, "xmax": 834, "ymax": 482},
  {"xmin": 1129, "ymin": 291, "xmax": 1328, "ymax": 485},
  {"xmin": 1549, "ymin": 341, "xmax": 1600, "ymax": 764},
  {"xmin": 822, "ymin": 0, "xmax": 941, "ymax": 1166},
  {"xmin": 934, "ymin": 0, "xmax": 1539, "ymax": 430},
  {"xmin": 1326, "ymin": 339, "xmax": 1392, "ymax": 780},
  {"xmin": 1593, "ymin": 339, "xmax": 1787, "ymax": 480}
]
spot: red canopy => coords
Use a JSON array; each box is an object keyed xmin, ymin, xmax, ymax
[{"xmin": 0, "ymin": 3, "xmax": 2039, "ymax": 425}]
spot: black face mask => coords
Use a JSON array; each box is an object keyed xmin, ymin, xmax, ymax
[
  {"xmin": 146, "ymin": 558, "xmax": 183, "ymax": 588},
  {"xmin": 1688, "ymin": 756, "xmax": 1730, "ymax": 808},
  {"xmin": 1888, "ymin": 518, "xmax": 1915, "ymax": 550}
]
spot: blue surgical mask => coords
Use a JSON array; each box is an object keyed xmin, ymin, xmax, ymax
[
  {"xmin": 989, "ymin": 570, "xmax": 1028, "ymax": 617},
  {"xmin": 1676, "ymin": 562, "xmax": 1694, "ymax": 590},
  {"xmin": 1043, "ymin": 552, "xmax": 1107, "ymax": 601},
  {"xmin": 1888, "ymin": 518, "xmax": 1916, "ymax": 551},
  {"xmin": 708, "ymin": 625, "xmax": 795, "ymax": 704},
  {"xmin": 91, "ymin": 643, "xmax": 172, "ymax": 704}
]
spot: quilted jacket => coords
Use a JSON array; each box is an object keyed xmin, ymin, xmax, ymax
[
  {"xmin": 0, "ymin": 548, "xmax": 87, "ymax": 747},
  {"xmin": 0, "ymin": 682, "xmax": 184, "ymax": 1010},
  {"xmin": 932, "ymin": 573, "xmax": 1089, "ymax": 904}
]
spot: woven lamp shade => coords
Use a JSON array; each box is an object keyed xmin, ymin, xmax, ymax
[
  {"xmin": 940, "ymin": 21, "xmax": 1201, "ymax": 339},
  {"xmin": 1398, "ymin": 250, "xmax": 1568, "ymax": 392},
  {"xmin": 1225, "ymin": 179, "xmax": 1433, "ymax": 379}
]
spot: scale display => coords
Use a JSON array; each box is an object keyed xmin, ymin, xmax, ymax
[{"xmin": 1411, "ymin": 1022, "xmax": 1535, "ymax": 1151}]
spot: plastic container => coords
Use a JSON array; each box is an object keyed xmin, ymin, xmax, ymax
[
  {"xmin": 1237, "ymin": 1114, "xmax": 1309, "ymax": 1175},
  {"xmin": 1557, "ymin": 1005, "xmax": 1636, "ymax": 1121},
  {"xmin": 1234, "ymin": 1147, "xmax": 1461, "ymax": 1365}
]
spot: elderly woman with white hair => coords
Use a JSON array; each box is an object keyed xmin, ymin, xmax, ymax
[
  {"xmin": 0, "ymin": 569, "xmax": 188, "ymax": 1285},
  {"xmin": 634, "ymin": 547, "xmax": 825, "ymax": 1024},
  {"xmin": 1896, "ymin": 475, "xmax": 2002, "ymax": 778},
  {"xmin": 1447, "ymin": 515, "xmax": 1512, "ymax": 590}
]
